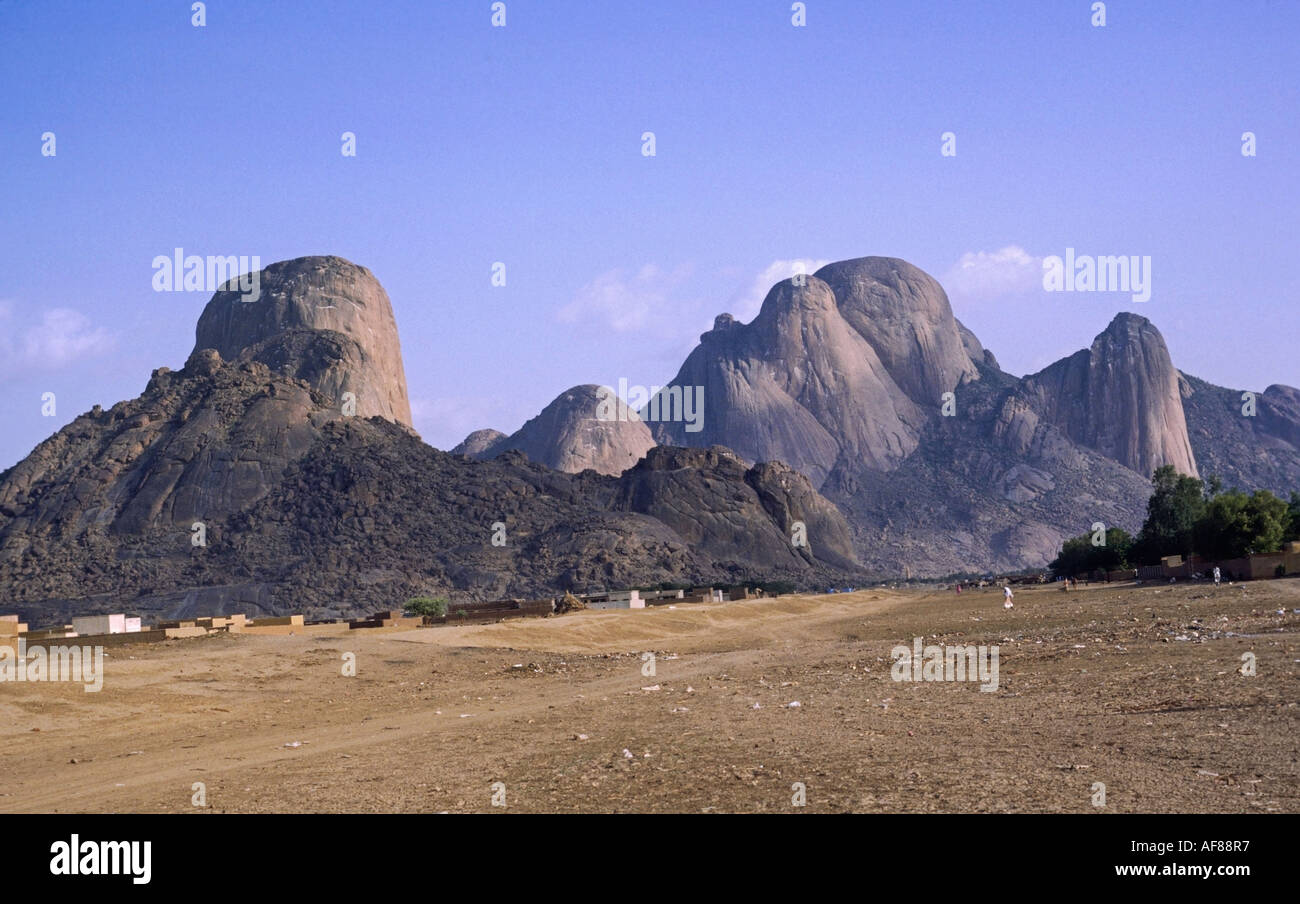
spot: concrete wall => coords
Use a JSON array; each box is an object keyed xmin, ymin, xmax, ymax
[{"xmin": 71, "ymin": 613, "xmax": 126, "ymax": 635}]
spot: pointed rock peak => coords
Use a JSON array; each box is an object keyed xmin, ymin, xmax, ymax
[
  {"xmin": 192, "ymin": 255, "xmax": 412, "ymax": 426},
  {"xmin": 1098, "ymin": 310, "xmax": 1158, "ymax": 338},
  {"xmin": 1023, "ymin": 313, "xmax": 1197, "ymax": 479}
]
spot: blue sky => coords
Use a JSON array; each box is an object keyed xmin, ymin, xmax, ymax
[{"xmin": 2, "ymin": 0, "xmax": 1297, "ymax": 470}]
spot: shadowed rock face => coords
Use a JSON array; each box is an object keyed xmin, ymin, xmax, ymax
[
  {"xmin": 610, "ymin": 446, "xmax": 859, "ymax": 572},
  {"xmin": 194, "ymin": 256, "xmax": 412, "ymax": 426},
  {"xmin": 0, "ymin": 350, "xmax": 341, "ymax": 539},
  {"xmin": 1261, "ymin": 384, "xmax": 1300, "ymax": 449},
  {"xmin": 1018, "ymin": 313, "xmax": 1198, "ymax": 479},
  {"xmin": 463, "ymin": 385, "xmax": 656, "ymax": 477}
]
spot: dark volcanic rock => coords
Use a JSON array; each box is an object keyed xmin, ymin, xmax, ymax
[{"xmin": 611, "ymin": 446, "xmax": 859, "ymax": 571}]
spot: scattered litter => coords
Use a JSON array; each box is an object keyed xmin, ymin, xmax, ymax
[
  {"xmin": 573, "ymin": 733, "xmax": 589, "ymax": 741},
  {"xmin": 751, "ymin": 702, "xmax": 761, "ymax": 709},
  {"xmin": 1197, "ymin": 769, "xmax": 1220, "ymax": 778},
  {"xmin": 622, "ymin": 748, "xmax": 634, "ymax": 759},
  {"xmin": 671, "ymin": 707, "xmax": 689, "ymax": 713},
  {"xmin": 784, "ymin": 701, "xmax": 801, "ymax": 708},
  {"xmin": 283, "ymin": 741, "xmax": 303, "ymax": 748},
  {"xmin": 641, "ymin": 684, "xmax": 660, "ymax": 692},
  {"xmin": 685, "ymin": 686, "xmax": 695, "ymax": 693}
]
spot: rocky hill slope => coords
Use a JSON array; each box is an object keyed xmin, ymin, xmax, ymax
[{"xmin": 0, "ymin": 258, "xmax": 863, "ymax": 625}]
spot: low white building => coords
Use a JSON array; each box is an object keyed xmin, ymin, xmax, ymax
[
  {"xmin": 71, "ymin": 613, "xmax": 127, "ymax": 635},
  {"xmin": 580, "ymin": 590, "xmax": 645, "ymax": 610}
]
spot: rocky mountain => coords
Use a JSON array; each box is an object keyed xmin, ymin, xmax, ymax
[
  {"xmin": 0, "ymin": 257, "xmax": 863, "ymax": 626},
  {"xmin": 1179, "ymin": 375, "xmax": 1300, "ymax": 494},
  {"xmin": 454, "ymin": 385, "xmax": 655, "ymax": 477},
  {"xmin": 5, "ymin": 252, "xmax": 1294, "ymax": 622},
  {"xmin": 475, "ymin": 257, "xmax": 1294, "ymax": 575}
]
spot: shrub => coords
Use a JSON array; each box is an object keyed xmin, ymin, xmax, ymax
[{"xmin": 405, "ymin": 596, "xmax": 447, "ymax": 618}]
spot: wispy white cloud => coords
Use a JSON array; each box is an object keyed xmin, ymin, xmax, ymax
[
  {"xmin": 944, "ymin": 246, "xmax": 1043, "ymax": 300},
  {"xmin": 729, "ymin": 258, "xmax": 831, "ymax": 323},
  {"xmin": 21, "ymin": 308, "xmax": 115, "ymax": 366},
  {"xmin": 557, "ymin": 264, "xmax": 697, "ymax": 333},
  {"xmin": 0, "ymin": 302, "xmax": 115, "ymax": 371}
]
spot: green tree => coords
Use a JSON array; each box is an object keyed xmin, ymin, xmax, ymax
[
  {"xmin": 1242, "ymin": 490, "xmax": 1289, "ymax": 554},
  {"xmin": 1048, "ymin": 535, "xmax": 1092, "ymax": 578},
  {"xmin": 1049, "ymin": 527, "xmax": 1132, "ymax": 577},
  {"xmin": 1193, "ymin": 490, "xmax": 1250, "ymax": 560},
  {"xmin": 1132, "ymin": 466, "xmax": 1205, "ymax": 564},
  {"xmin": 1094, "ymin": 527, "xmax": 1133, "ymax": 572},
  {"xmin": 404, "ymin": 596, "xmax": 448, "ymax": 618},
  {"xmin": 1192, "ymin": 489, "xmax": 1288, "ymax": 560},
  {"xmin": 1286, "ymin": 492, "xmax": 1300, "ymax": 542}
]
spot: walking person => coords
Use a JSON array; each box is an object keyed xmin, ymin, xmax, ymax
[
  {"xmin": 1003, "ymin": 585, "xmax": 1014, "ymax": 609},
  {"xmin": 1213, "ymin": 566, "xmax": 1221, "ymax": 586}
]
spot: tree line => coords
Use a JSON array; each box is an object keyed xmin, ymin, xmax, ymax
[{"xmin": 1049, "ymin": 465, "xmax": 1300, "ymax": 578}]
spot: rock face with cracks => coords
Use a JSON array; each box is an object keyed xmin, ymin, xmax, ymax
[{"xmin": 194, "ymin": 255, "xmax": 413, "ymax": 426}]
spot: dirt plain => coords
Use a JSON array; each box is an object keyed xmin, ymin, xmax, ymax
[{"xmin": 1, "ymin": 579, "xmax": 1297, "ymax": 813}]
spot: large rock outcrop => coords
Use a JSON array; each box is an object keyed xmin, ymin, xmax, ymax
[
  {"xmin": 456, "ymin": 385, "xmax": 655, "ymax": 477},
  {"xmin": 450, "ymin": 429, "xmax": 508, "ymax": 458},
  {"xmin": 194, "ymin": 256, "xmax": 413, "ymax": 426},
  {"xmin": 813, "ymin": 257, "xmax": 979, "ymax": 403},
  {"xmin": 647, "ymin": 276, "xmax": 925, "ymax": 486},
  {"xmin": 1017, "ymin": 313, "xmax": 1198, "ymax": 479}
]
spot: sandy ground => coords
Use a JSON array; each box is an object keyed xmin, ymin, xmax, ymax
[{"xmin": 1, "ymin": 580, "xmax": 1297, "ymax": 813}]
